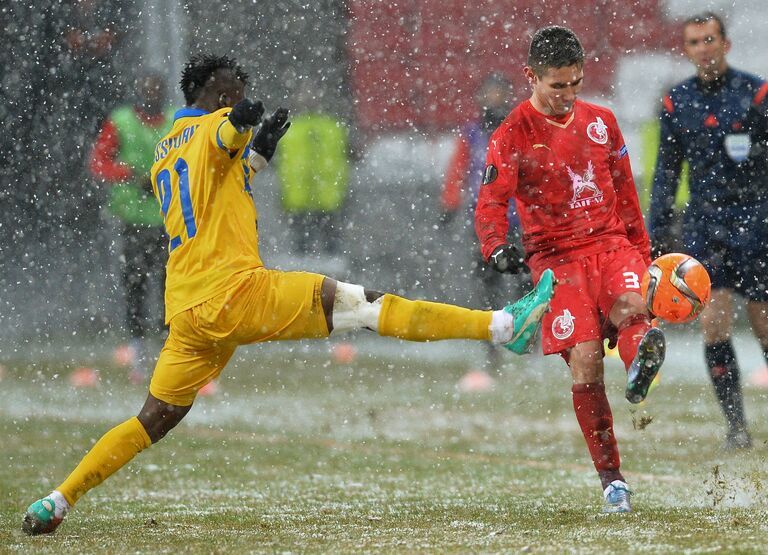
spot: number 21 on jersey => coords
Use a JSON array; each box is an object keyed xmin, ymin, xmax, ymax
[{"xmin": 155, "ymin": 157, "xmax": 197, "ymax": 251}]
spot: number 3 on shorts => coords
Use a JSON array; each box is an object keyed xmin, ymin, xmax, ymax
[{"xmin": 623, "ymin": 271, "xmax": 640, "ymax": 289}]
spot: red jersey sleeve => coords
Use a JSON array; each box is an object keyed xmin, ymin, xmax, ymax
[
  {"xmin": 441, "ymin": 136, "xmax": 470, "ymax": 212},
  {"xmin": 474, "ymin": 128, "xmax": 519, "ymax": 260},
  {"xmin": 89, "ymin": 119, "xmax": 133, "ymax": 182},
  {"xmin": 608, "ymin": 113, "xmax": 651, "ymax": 265}
]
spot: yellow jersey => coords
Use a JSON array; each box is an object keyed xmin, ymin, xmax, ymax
[{"xmin": 151, "ymin": 106, "xmax": 264, "ymax": 323}]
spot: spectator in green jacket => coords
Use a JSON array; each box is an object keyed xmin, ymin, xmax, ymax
[
  {"xmin": 275, "ymin": 84, "xmax": 350, "ymax": 255},
  {"xmin": 89, "ymin": 71, "xmax": 173, "ymax": 383}
]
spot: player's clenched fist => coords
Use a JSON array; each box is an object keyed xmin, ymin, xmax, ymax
[
  {"xmin": 489, "ymin": 243, "xmax": 528, "ymax": 274},
  {"xmin": 228, "ymin": 98, "xmax": 264, "ymax": 132},
  {"xmin": 251, "ymin": 108, "xmax": 291, "ymax": 161}
]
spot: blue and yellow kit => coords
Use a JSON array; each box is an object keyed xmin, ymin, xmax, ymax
[
  {"xmin": 149, "ymin": 107, "xmax": 328, "ymax": 405},
  {"xmin": 151, "ymin": 106, "xmax": 263, "ymax": 322}
]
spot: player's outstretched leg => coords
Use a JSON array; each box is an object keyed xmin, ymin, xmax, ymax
[
  {"xmin": 625, "ymin": 327, "xmax": 666, "ymax": 403},
  {"xmin": 365, "ymin": 269, "xmax": 555, "ymax": 349},
  {"xmin": 602, "ymin": 480, "xmax": 632, "ymax": 514},
  {"xmin": 23, "ymin": 394, "xmax": 191, "ymax": 535},
  {"xmin": 502, "ymin": 269, "xmax": 555, "ymax": 354},
  {"xmin": 22, "ymin": 416, "xmax": 152, "ymax": 536},
  {"xmin": 334, "ymin": 269, "xmax": 555, "ymax": 349}
]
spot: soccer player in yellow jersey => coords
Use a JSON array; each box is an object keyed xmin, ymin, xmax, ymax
[{"xmin": 23, "ymin": 54, "xmax": 556, "ymax": 535}]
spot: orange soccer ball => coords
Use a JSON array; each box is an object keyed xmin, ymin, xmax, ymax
[{"xmin": 641, "ymin": 253, "xmax": 712, "ymax": 324}]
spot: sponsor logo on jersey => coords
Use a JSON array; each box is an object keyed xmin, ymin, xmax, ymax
[
  {"xmin": 552, "ymin": 309, "xmax": 576, "ymax": 340},
  {"xmin": 482, "ymin": 164, "xmax": 498, "ymax": 185},
  {"xmin": 567, "ymin": 160, "xmax": 604, "ymax": 209},
  {"xmin": 586, "ymin": 116, "xmax": 608, "ymax": 144},
  {"xmin": 618, "ymin": 144, "xmax": 628, "ymax": 159}
]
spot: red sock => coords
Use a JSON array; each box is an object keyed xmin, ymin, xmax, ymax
[
  {"xmin": 572, "ymin": 383, "xmax": 623, "ymax": 489},
  {"xmin": 617, "ymin": 314, "xmax": 652, "ymax": 370}
]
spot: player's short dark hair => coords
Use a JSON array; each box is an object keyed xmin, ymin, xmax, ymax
[
  {"xmin": 527, "ymin": 26, "xmax": 584, "ymax": 76},
  {"xmin": 180, "ymin": 54, "xmax": 249, "ymax": 105},
  {"xmin": 684, "ymin": 11, "xmax": 727, "ymax": 39}
]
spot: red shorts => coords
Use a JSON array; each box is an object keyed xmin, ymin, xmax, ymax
[{"xmin": 530, "ymin": 247, "xmax": 647, "ymax": 356}]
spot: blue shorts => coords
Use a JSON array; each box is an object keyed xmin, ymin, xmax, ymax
[{"xmin": 685, "ymin": 210, "xmax": 768, "ymax": 302}]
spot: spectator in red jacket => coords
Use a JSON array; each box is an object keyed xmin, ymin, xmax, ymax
[
  {"xmin": 90, "ymin": 72, "xmax": 173, "ymax": 383},
  {"xmin": 441, "ymin": 73, "xmax": 527, "ymax": 370}
]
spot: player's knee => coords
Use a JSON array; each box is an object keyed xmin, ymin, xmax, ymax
[
  {"xmin": 137, "ymin": 396, "xmax": 191, "ymax": 443},
  {"xmin": 365, "ymin": 289, "xmax": 384, "ymax": 302},
  {"xmin": 567, "ymin": 341, "xmax": 605, "ymax": 382},
  {"xmin": 612, "ymin": 292, "xmax": 649, "ymax": 323}
]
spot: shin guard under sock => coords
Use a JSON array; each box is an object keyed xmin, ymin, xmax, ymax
[
  {"xmin": 617, "ymin": 314, "xmax": 652, "ymax": 371},
  {"xmin": 378, "ymin": 294, "xmax": 492, "ymax": 341},
  {"xmin": 572, "ymin": 383, "xmax": 623, "ymax": 489},
  {"xmin": 57, "ymin": 416, "xmax": 152, "ymax": 506}
]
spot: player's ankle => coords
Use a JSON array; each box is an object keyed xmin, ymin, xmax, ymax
[
  {"xmin": 489, "ymin": 310, "xmax": 515, "ymax": 343},
  {"xmin": 49, "ymin": 490, "xmax": 71, "ymax": 517}
]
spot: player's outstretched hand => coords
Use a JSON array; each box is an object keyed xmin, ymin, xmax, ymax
[
  {"xmin": 251, "ymin": 108, "xmax": 291, "ymax": 161},
  {"xmin": 489, "ymin": 243, "xmax": 529, "ymax": 274},
  {"xmin": 228, "ymin": 99, "xmax": 265, "ymax": 132}
]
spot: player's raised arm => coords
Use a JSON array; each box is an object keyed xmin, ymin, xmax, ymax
[{"xmin": 211, "ymin": 98, "xmax": 264, "ymax": 153}]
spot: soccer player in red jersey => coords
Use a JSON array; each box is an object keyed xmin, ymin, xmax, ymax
[{"xmin": 475, "ymin": 26, "xmax": 665, "ymax": 513}]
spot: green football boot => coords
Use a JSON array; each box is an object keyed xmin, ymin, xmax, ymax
[
  {"xmin": 22, "ymin": 494, "xmax": 67, "ymax": 535},
  {"xmin": 503, "ymin": 268, "xmax": 556, "ymax": 354}
]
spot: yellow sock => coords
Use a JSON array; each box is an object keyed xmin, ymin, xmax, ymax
[
  {"xmin": 57, "ymin": 416, "xmax": 151, "ymax": 505},
  {"xmin": 378, "ymin": 294, "xmax": 492, "ymax": 342}
]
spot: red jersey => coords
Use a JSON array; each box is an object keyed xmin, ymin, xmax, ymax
[{"xmin": 475, "ymin": 99, "xmax": 650, "ymax": 269}]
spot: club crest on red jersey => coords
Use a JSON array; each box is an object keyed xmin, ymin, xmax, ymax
[
  {"xmin": 552, "ymin": 309, "xmax": 575, "ymax": 340},
  {"xmin": 586, "ymin": 116, "xmax": 608, "ymax": 144},
  {"xmin": 567, "ymin": 161, "xmax": 603, "ymax": 209}
]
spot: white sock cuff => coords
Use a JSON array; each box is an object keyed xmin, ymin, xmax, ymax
[
  {"xmin": 489, "ymin": 310, "xmax": 515, "ymax": 344},
  {"xmin": 331, "ymin": 282, "xmax": 383, "ymax": 334},
  {"xmin": 50, "ymin": 490, "xmax": 70, "ymax": 516}
]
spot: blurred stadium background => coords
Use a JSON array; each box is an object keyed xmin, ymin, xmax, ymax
[
  {"xmin": 4, "ymin": 1, "xmax": 768, "ymax": 550},
  {"xmin": 1, "ymin": 0, "xmax": 767, "ymax": 349}
]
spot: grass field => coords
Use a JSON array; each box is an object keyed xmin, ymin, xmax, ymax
[{"xmin": 2, "ymin": 334, "xmax": 768, "ymax": 553}]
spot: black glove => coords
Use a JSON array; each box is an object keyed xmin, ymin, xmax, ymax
[
  {"xmin": 228, "ymin": 99, "xmax": 264, "ymax": 132},
  {"xmin": 251, "ymin": 108, "xmax": 291, "ymax": 161},
  {"xmin": 489, "ymin": 244, "xmax": 528, "ymax": 274}
]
